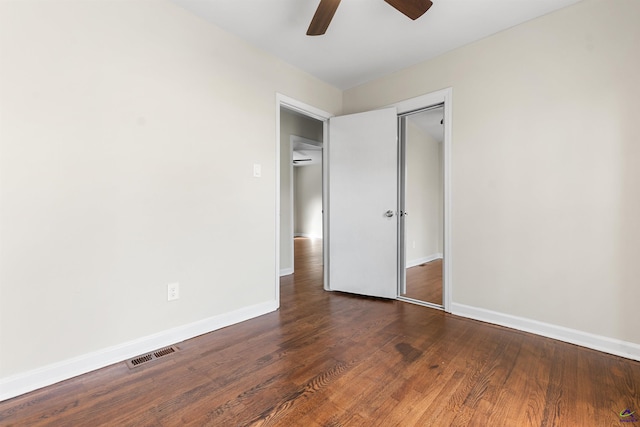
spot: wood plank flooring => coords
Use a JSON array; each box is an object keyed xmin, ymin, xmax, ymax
[
  {"xmin": 403, "ymin": 259, "xmax": 443, "ymax": 305},
  {"xmin": 1, "ymin": 237, "xmax": 639, "ymax": 426}
]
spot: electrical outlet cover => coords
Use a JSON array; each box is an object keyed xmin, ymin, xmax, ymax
[{"xmin": 168, "ymin": 282, "xmax": 180, "ymax": 301}]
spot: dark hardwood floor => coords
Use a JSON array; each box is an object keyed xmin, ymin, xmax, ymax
[
  {"xmin": 1, "ymin": 237, "xmax": 639, "ymax": 426},
  {"xmin": 403, "ymin": 259, "xmax": 443, "ymax": 305}
]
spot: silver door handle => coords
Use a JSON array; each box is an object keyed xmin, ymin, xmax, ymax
[{"xmin": 384, "ymin": 210, "xmax": 394, "ymax": 218}]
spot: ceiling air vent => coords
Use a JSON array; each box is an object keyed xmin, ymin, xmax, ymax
[{"xmin": 126, "ymin": 346, "xmax": 179, "ymax": 369}]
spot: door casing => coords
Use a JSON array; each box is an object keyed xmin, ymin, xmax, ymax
[
  {"xmin": 276, "ymin": 94, "xmax": 332, "ymax": 306},
  {"xmin": 390, "ymin": 88, "xmax": 453, "ymax": 312}
]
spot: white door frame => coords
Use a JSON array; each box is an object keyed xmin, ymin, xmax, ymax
[
  {"xmin": 275, "ymin": 94, "xmax": 332, "ymax": 306},
  {"xmin": 390, "ymin": 87, "xmax": 453, "ymax": 312}
]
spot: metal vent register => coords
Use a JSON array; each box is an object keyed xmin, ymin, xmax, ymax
[{"xmin": 126, "ymin": 346, "xmax": 179, "ymax": 369}]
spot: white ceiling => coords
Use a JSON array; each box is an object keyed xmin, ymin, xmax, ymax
[{"xmin": 172, "ymin": 0, "xmax": 582, "ymax": 90}]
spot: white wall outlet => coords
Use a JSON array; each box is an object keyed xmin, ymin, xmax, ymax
[
  {"xmin": 168, "ymin": 282, "xmax": 180, "ymax": 301},
  {"xmin": 253, "ymin": 163, "xmax": 261, "ymax": 178}
]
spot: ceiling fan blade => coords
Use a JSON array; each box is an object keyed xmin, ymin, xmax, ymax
[
  {"xmin": 307, "ymin": 0, "xmax": 341, "ymax": 36},
  {"xmin": 384, "ymin": 0, "xmax": 433, "ymax": 20}
]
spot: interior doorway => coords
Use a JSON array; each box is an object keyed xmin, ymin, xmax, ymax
[{"xmin": 277, "ymin": 101, "xmax": 327, "ymax": 297}]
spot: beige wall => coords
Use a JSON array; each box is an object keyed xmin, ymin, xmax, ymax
[
  {"xmin": 279, "ymin": 110, "xmax": 323, "ymax": 273},
  {"xmin": 344, "ymin": 0, "xmax": 640, "ymax": 345},
  {"xmin": 3, "ymin": 0, "xmax": 638, "ymax": 393},
  {"xmin": 405, "ymin": 120, "xmax": 443, "ymax": 265},
  {"xmin": 0, "ymin": 0, "xmax": 341, "ymax": 380}
]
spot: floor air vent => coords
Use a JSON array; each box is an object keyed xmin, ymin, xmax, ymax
[{"xmin": 126, "ymin": 346, "xmax": 179, "ymax": 369}]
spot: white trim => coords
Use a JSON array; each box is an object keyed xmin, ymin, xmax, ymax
[
  {"xmin": 451, "ymin": 303, "xmax": 640, "ymax": 362},
  {"xmin": 279, "ymin": 268, "xmax": 294, "ymax": 276},
  {"xmin": 0, "ymin": 300, "xmax": 278, "ymax": 401},
  {"xmin": 322, "ymin": 119, "xmax": 330, "ymax": 291},
  {"xmin": 391, "ymin": 87, "xmax": 453, "ymax": 313},
  {"xmin": 275, "ymin": 98, "xmax": 282, "ymax": 307},
  {"xmin": 442, "ymin": 90, "xmax": 453, "ymax": 314},
  {"xmin": 406, "ymin": 253, "xmax": 442, "ymax": 268},
  {"xmin": 394, "ymin": 87, "xmax": 452, "ymax": 115},
  {"xmin": 277, "ymin": 94, "xmax": 333, "ymax": 122},
  {"xmin": 288, "ymin": 134, "xmax": 295, "ymax": 275}
]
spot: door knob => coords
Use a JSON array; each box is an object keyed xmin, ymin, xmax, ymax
[{"xmin": 384, "ymin": 210, "xmax": 394, "ymax": 218}]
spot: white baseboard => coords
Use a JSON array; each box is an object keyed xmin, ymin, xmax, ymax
[
  {"xmin": 0, "ymin": 300, "xmax": 278, "ymax": 402},
  {"xmin": 406, "ymin": 253, "xmax": 442, "ymax": 268},
  {"xmin": 280, "ymin": 268, "xmax": 294, "ymax": 276},
  {"xmin": 451, "ymin": 302, "xmax": 640, "ymax": 362}
]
